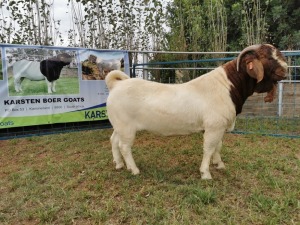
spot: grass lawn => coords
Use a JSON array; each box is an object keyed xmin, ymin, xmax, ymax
[
  {"xmin": 0, "ymin": 129, "xmax": 299, "ymax": 224},
  {"xmin": 235, "ymin": 117, "xmax": 300, "ymax": 137}
]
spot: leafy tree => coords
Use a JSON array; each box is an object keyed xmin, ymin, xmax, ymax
[
  {"xmin": 166, "ymin": 0, "xmax": 206, "ymax": 56},
  {"xmin": 0, "ymin": 0, "xmax": 166, "ymax": 51},
  {"xmin": 166, "ymin": 0, "xmax": 227, "ymax": 55},
  {"xmin": 241, "ymin": 0, "xmax": 267, "ymax": 46},
  {"xmin": 265, "ymin": 0, "xmax": 300, "ymax": 50},
  {"xmin": 205, "ymin": 0, "xmax": 227, "ymax": 53},
  {"xmin": 225, "ymin": 0, "xmax": 268, "ymax": 49},
  {"xmin": 166, "ymin": 0, "xmax": 300, "ymax": 52},
  {"xmin": 66, "ymin": 0, "xmax": 166, "ymax": 51},
  {"xmin": 0, "ymin": 0, "xmax": 62, "ymax": 45}
]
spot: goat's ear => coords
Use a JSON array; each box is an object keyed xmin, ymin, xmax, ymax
[{"xmin": 246, "ymin": 59, "xmax": 264, "ymax": 83}]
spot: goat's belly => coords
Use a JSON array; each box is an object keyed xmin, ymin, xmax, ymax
[
  {"xmin": 25, "ymin": 73, "xmax": 45, "ymax": 81},
  {"xmin": 23, "ymin": 66, "xmax": 45, "ymax": 80},
  {"xmin": 137, "ymin": 118, "xmax": 204, "ymax": 136}
]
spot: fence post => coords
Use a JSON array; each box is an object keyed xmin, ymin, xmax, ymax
[
  {"xmin": 142, "ymin": 53, "xmax": 148, "ymax": 80},
  {"xmin": 278, "ymin": 82, "xmax": 284, "ymax": 116}
]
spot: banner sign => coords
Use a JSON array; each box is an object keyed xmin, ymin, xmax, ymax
[{"xmin": 0, "ymin": 44, "xmax": 129, "ymax": 129}]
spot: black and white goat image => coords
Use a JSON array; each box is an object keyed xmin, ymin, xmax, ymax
[
  {"xmin": 13, "ymin": 53, "xmax": 72, "ymax": 94},
  {"xmin": 105, "ymin": 44, "xmax": 288, "ymax": 179}
]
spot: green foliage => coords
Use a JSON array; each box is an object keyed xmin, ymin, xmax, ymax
[
  {"xmin": 266, "ymin": 0, "xmax": 300, "ymax": 49},
  {"xmin": 166, "ymin": 0, "xmax": 300, "ymax": 51},
  {"xmin": 166, "ymin": 0, "xmax": 209, "ymax": 53}
]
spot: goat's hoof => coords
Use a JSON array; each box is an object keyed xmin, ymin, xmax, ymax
[
  {"xmin": 115, "ymin": 162, "xmax": 125, "ymax": 170},
  {"xmin": 214, "ymin": 161, "xmax": 225, "ymax": 169},
  {"xmin": 131, "ymin": 168, "xmax": 140, "ymax": 175},
  {"xmin": 201, "ymin": 171, "xmax": 212, "ymax": 180}
]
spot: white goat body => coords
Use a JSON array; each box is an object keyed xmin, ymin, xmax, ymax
[
  {"xmin": 105, "ymin": 44, "xmax": 288, "ymax": 179},
  {"xmin": 106, "ymin": 68, "xmax": 236, "ymax": 136}
]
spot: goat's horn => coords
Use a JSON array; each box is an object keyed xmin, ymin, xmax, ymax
[{"xmin": 236, "ymin": 44, "xmax": 262, "ymax": 71}]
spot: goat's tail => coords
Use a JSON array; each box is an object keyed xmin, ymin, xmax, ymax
[{"xmin": 105, "ymin": 70, "xmax": 130, "ymax": 90}]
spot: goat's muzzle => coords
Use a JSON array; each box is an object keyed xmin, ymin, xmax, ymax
[{"xmin": 273, "ymin": 71, "xmax": 287, "ymax": 82}]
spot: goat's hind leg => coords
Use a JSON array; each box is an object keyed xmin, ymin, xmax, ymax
[
  {"xmin": 14, "ymin": 77, "xmax": 24, "ymax": 92},
  {"xmin": 212, "ymin": 140, "xmax": 225, "ymax": 169},
  {"xmin": 52, "ymin": 80, "xmax": 57, "ymax": 93},
  {"xmin": 200, "ymin": 129, "xmax": 225, "ymax": 179},
  {"xmin": 110, "ymin": 131, "xmax": 125, "ymax": 170}
]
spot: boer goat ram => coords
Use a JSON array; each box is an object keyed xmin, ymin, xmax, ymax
[
  {"xmin": 105, "ymin": 44, "xmax": 288, "ymax": 179},
  {"xmin": 13, "ymin": 53, "xmax": 72, "ymax": 94}
]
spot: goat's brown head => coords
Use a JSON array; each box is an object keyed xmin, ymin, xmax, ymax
[{"xmin": 236, "ymin": 44, "xmax": 288, "ymax": 95}]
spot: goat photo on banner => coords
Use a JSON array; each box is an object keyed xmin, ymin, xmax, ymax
[
  {"xmin": 79, "ymin": 50, "xmax": 124, "ymax": 81},
  {"xmin": 6, "ymin": 48, "xmax": 78, "ymax": 96}
]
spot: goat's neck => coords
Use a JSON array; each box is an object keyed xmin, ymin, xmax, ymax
[{"xmin": 223, "ymin": 60, "xmax": 256, "ymax": 115}]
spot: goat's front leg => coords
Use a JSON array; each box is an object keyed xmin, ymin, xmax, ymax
[
  {"xmin": 51, "ymin": 80, "xmax": 57, "ymax": 93},
  {"xmin": 200, "ymin": 129, "xmax": 225, "ymax": 179},
  {"xmin": 45, "ymin": 79, "xmax": 53, "ymax": 94}
]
